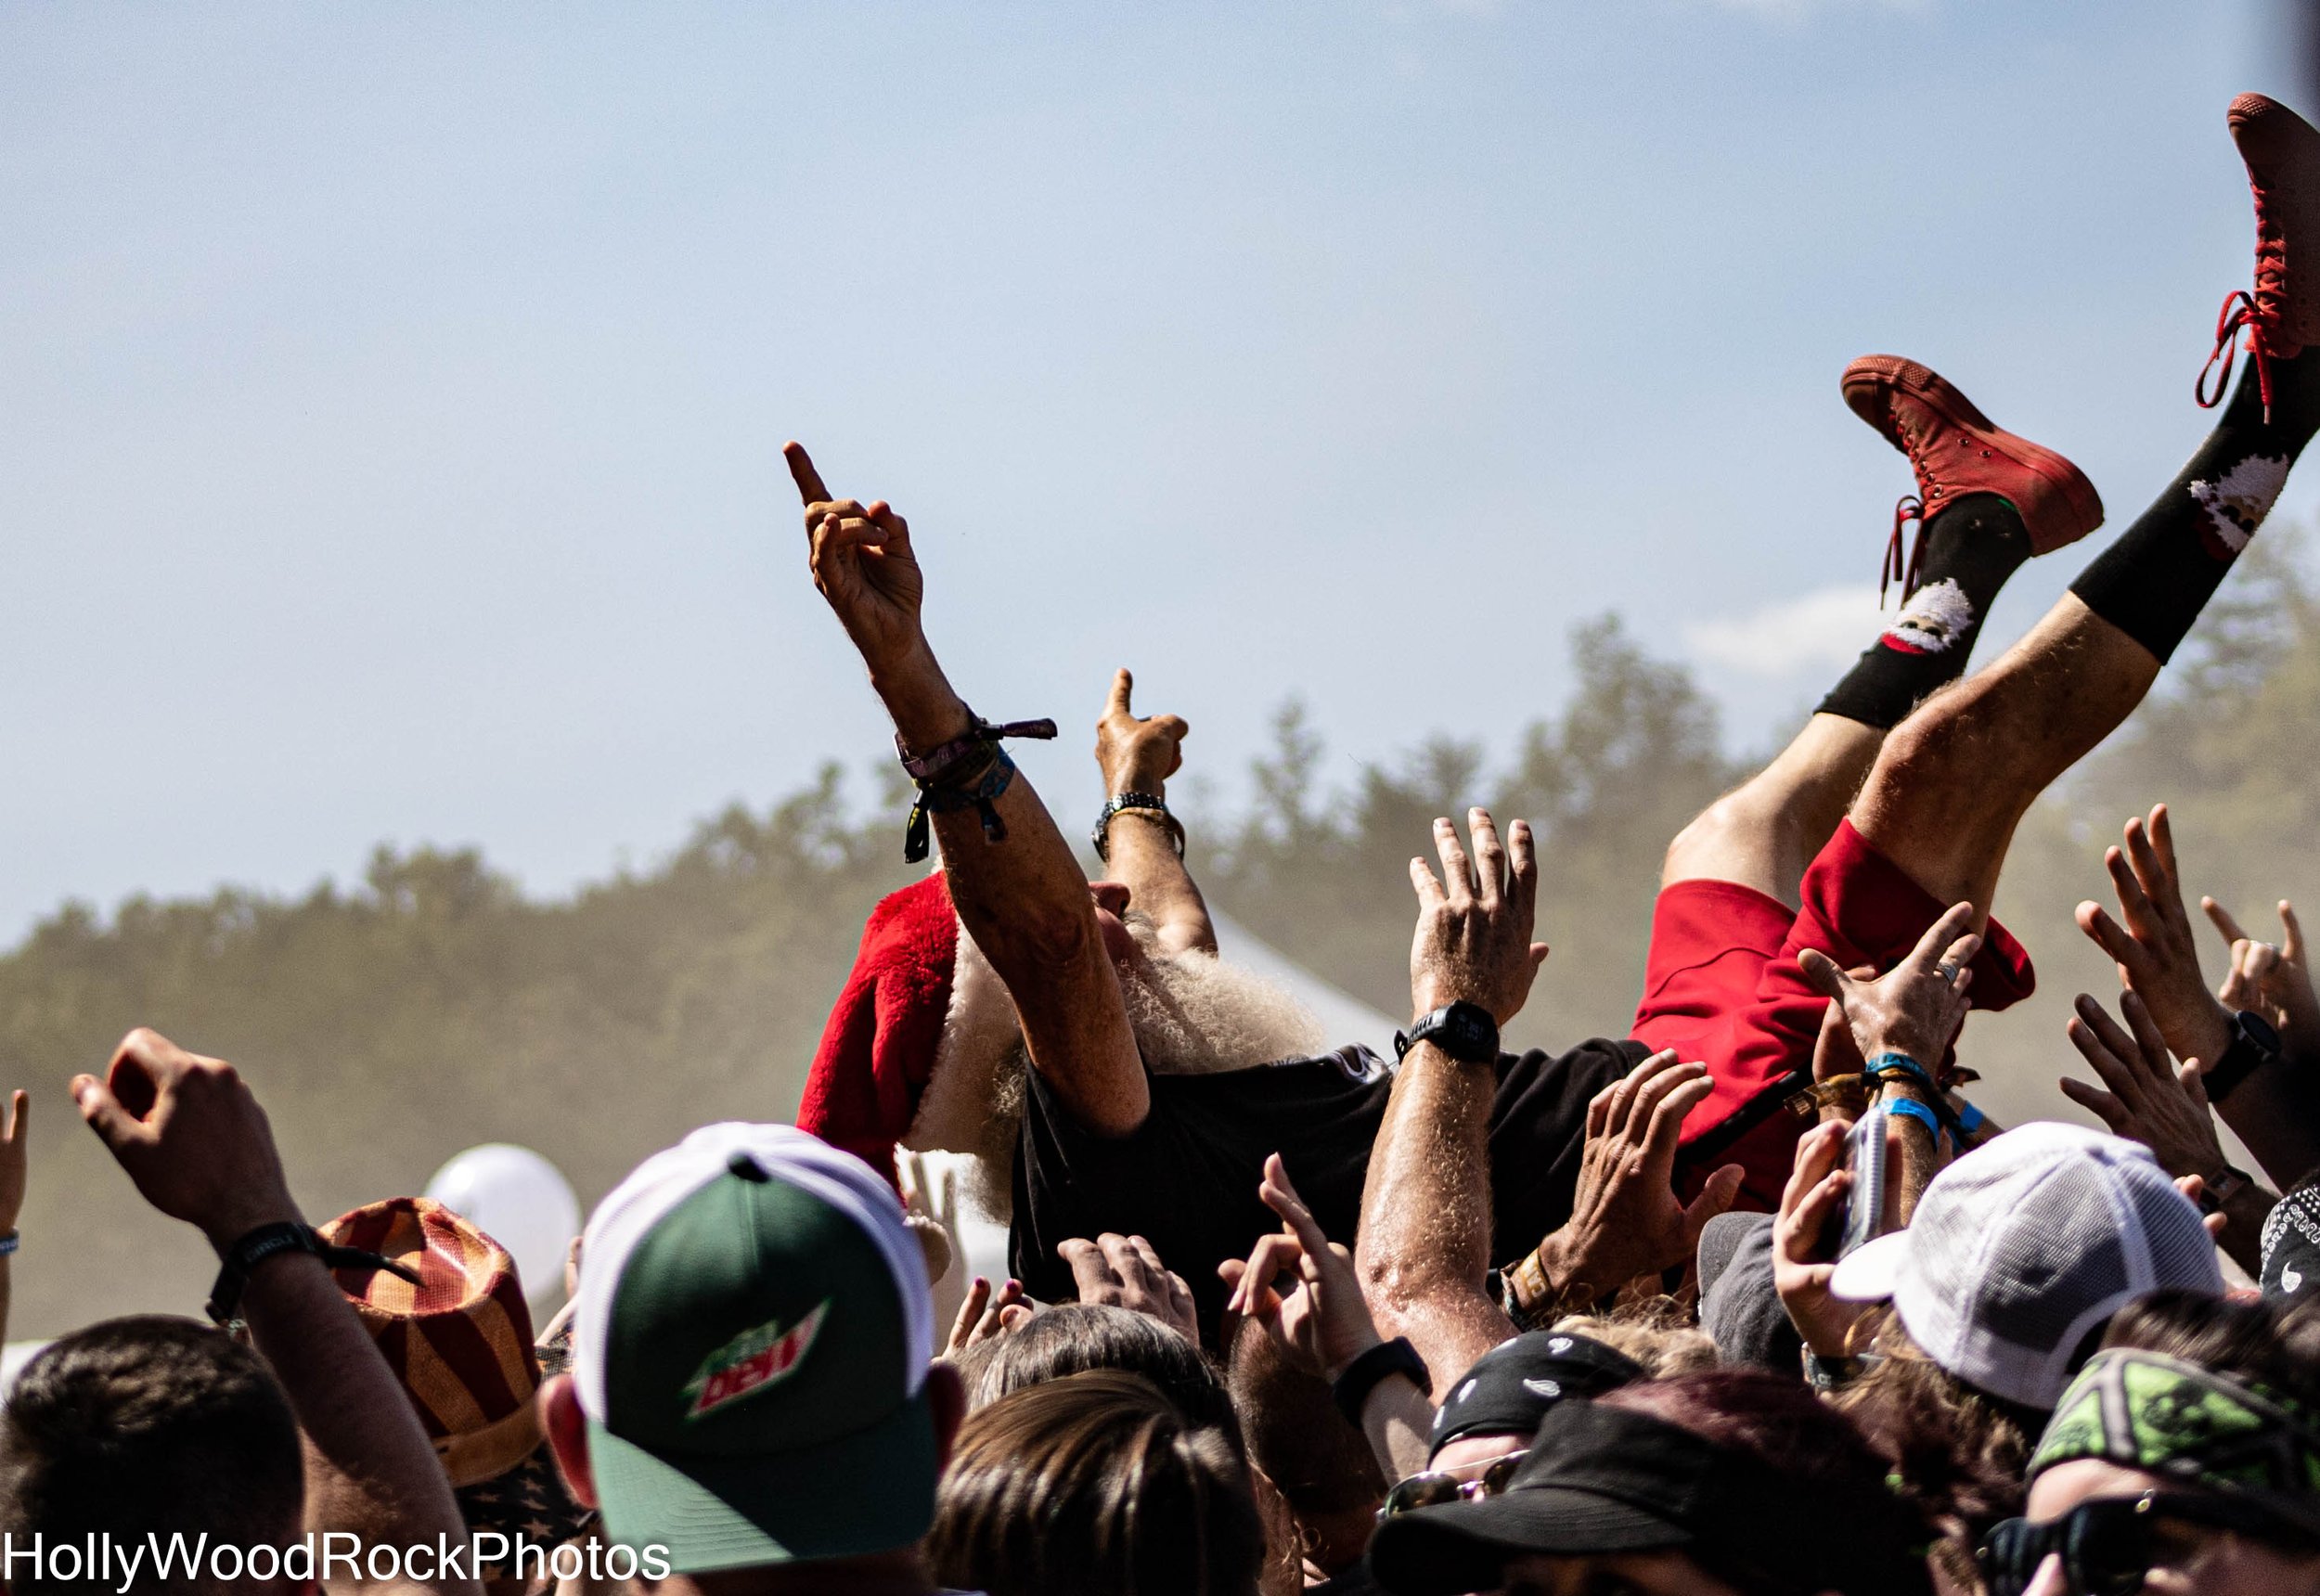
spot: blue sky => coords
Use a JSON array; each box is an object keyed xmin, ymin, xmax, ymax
[{"xmin": 1, "ymin": 0, "xmax": 2310, "ymax": 936}]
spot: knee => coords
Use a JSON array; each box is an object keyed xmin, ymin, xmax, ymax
[{"xmin": 1661, "ymin": 790, "xmax": 1771, "ymax": 884}]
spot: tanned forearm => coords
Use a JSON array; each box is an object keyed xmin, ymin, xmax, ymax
[
  {"xmin": 241, "ymin": 1252, "xmax": 479, "ymax": 1596},
  {"xmin": 871, "ymin": 644, "xmax": 1147, "ymax": 1135},
  {"xmin": 1355, "ymin": 1039, "xmax": 1512, "ymax": 1386},
  {"xmin": 1103, "ymin": 810, "xmax": 1217, "ymax": 957},
  {"xmin": 1359, "ymin": 1375, "xmax": 1438, "ymax": 1482}
]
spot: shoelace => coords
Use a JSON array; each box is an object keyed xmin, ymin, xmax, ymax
[
  {"xmin": 2199, "ymin": 288, "xmax": 2276, "ymax": 420},
  {"xmin": 1881, "ymin": 494, "xmax": 1926, "ymax": 608}
]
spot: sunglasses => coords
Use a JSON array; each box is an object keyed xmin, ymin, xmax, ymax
[
  {"xmin": 1378, "ymin": 1451, "xmax": 1527, "ymax": 1519},
  {"xmin": 1978, "ymin": 1490, "xmax": 2301, "ymax": 1596}
]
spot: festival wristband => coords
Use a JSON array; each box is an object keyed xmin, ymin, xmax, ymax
[
  {"xmin": 1951, "ymin": 1096, "xmax": 1987, "ymax": 1136},
  {"xmin": 1865, "ymin": 1050, "xmax": 1936, "ymax": 1088},
  {"xmin": 1884, "ymin": 1096, "xmax": 1944, "ymax": 1140}
]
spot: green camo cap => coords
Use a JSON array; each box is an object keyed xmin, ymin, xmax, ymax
[{"xmin": 573, "ymin": 1123, "xmax": 936, "ymax": 1572}]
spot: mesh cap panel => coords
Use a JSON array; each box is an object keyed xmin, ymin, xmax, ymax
[{"xmin": 1891, "ymin": 1124, "xmax": 2222, "ymax": 1410}]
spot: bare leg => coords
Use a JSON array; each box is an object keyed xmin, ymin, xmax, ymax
[
  {"xmin": 1662, "ymin": 714, "xmax": 1884, "ymax": 908},
  {"xmin": 1853, "ymin": 596, "xmax": 2158, "ymax": 918}
]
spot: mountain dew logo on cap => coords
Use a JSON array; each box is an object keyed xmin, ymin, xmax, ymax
[{"xmin": 683, "ymin": 1301, "xmax": 830, "ymax": 1419}]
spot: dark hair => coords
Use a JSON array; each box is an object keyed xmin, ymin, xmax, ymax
[
  {"xmin": 0, "ymin": 1317, "xmax": 303, "ymax": 1593},
  {"xmin": 1603, "ymin": 1369, "xmax": 1936, "ymax": 1596},
  {"xmin": 927, "ymin": 1370, "xmax": 1265, "ymax": 1596},
  {"xmin": 1833, "ymin": 1355, "xmax": 2030, "ymax": 1591},
  {"xmin": 954, "ymin": 1303, "xmax": 1244, "ymax": 1453},
  {"xmin": 2101, "ymin": 1289, "xmax": 2320, "ymax": 1404}
]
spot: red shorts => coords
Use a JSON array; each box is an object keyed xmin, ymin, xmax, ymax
[{"xmin": 1632, "ymin": 819, "xmax": 2035, "ymax": 1210}]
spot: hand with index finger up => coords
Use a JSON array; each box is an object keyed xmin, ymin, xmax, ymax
[{"xmin": 784, "ymin": 441, "xmax": 927, "ymax": 678}]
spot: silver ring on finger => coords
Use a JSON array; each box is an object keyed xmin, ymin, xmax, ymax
[{"xmin": 1937, "ymin": 961, "xmax": 1963, "ymax": 986}]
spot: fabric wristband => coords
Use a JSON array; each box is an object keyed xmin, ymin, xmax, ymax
[
  {"xmin": 1332, "ymin": 1336, "xmax": 1430, "ymax": 1427},
  {"xmin": 206, "ymin": 1221, "xmax": 417, "ymax": 1326},
  {"xmin": 1952, "ymin": 1095, "xmax": 1987, "ymax": 1135},
  {"xmin": 1884, "ymin": 1096, "xmax": 1944, "ymax": 1140},
  {"xmin": 1865, "ymin": 1051, "xmax": 1938, "ymax": 1092},
  {"xmin": 0, "ymin": 1230, "xmax": 21, "ymax": 1258}
]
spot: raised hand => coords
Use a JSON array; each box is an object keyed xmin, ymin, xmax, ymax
[
  {"xmin": 1798, "ymin": 900, "xmax": 1981, "ymax": 1070},
  {"xmin": 0, "ymin": 1091, "xmax": 27, "ymax": 1238},
  {"xmin": 2074, "ymin": 805, "xmax": 2234, "ymax": 1072},
  {"xmin": 1218, "ymin": 1154, "xmax": 1384, "ymax": 1381},
  {"xmin": 2061, "ymin": 989, "xmax": 2232, "ymax": 1180},
  {"xmin": 945, "ymin": 1276, "xmax": 1034, "ymax": 1356},
  {"xmin": 1524, "ymin": 1051, "xmax": 1746, "ymax": 1308},
  {"xmin": 785, "ymin": 441, "xmax": 926, "ymax": 678},
  {"xmin": 1408, "ymin": 808, "xmax": 1550, "ymax": 1026},
  {"xmin": 1772, "ymin": 1120, "xmax": 1864, "ymax": 1358},
  {"xmin": 2204, "ymin": 895, "xmax": 2320, "ymax": 1061},
  {"xmin": 1059, "ymin": 1232, "xmax": 1199, "ymax": 1343},
  {"xmin": 72, "ymin": 1029, "xmax": 300, "ymax": 1252},
  {"xmin": 1093, "ymin": 669, "xmax": 1189, "ymax": 796}
]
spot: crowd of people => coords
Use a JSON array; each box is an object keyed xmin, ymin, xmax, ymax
[{"xmin": 11, "ymin": 86, "xmax": 2320, "ymax": 1596}]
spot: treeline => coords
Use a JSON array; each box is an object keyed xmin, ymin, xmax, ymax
[{"xmin": 6, "ymin": 548, "xmax": 2316, "ymax": 1334}]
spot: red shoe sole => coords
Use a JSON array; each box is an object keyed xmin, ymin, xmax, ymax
[{"xmin": 1841, "ymin": 355, "xmax": 2105, "ymax": 554}]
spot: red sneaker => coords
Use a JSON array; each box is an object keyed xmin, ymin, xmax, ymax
[
  {"xmin": 1842, "ymin": 355, "xmax": 2105, "ymax": 604},
  {"xmin": 2205, "ymin": 94, "xmax": 2320, "ymax": 414}
]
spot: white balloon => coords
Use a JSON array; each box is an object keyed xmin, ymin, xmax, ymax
[{"xmin": 424, "ymin": 1144, "xmax": 582, "ymax": 1313}]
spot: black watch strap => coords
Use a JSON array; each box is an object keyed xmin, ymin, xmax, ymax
[
  {"xmin": 1332, "ymin": 1336, "xmax": 1431, "ymax": 1427},
  {"xmin": 206, "ymin": 1222, "xmax": 419, "ymax": 1326},
  {"xmin": 2205, "ymin": 1010, "xmax": 2283, "ymax": 1105},
  {"xmin": 1396, "ymin": 1001, "xmax": 1501, "ymax": 1065},
  {"xmin": 1092, "ymin": 792, "xmax": 1185, "ymax": 862}
]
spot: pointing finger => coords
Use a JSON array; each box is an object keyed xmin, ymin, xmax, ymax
[
  {"xmin": 1107, "ymin": 668, "xmax": 1135, "ymax": 719},
  {"xmin": 782, "ymin": 441, "xmax": 832, "ymax": 507},
  {"xmin": 2284, "ymin": 901, "xmax": 2306, "ymax": 965}
]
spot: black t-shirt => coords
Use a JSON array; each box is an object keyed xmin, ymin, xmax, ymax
[{"xmin": 1010, "ymin": 1037, "xmax": 1647, "ymax": 1343}]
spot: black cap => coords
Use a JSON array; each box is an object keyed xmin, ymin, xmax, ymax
[
  {"xmin": 1428, "ymin": 1332, "xmax": 1643, "ymax": 1456},
  {"xmin": 1373, "ymin": 1401, "xmax": 1932, "ymax": 1596},
  {"xmin": 1696, "ymin": 1211, "xmax": 1804, "ymax": 1372},
  {"xmin": 2262, "ymin": 1183, "xmax": 2320, "ymax": 1301}
]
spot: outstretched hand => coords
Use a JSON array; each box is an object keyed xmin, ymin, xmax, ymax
[
  {"xmin": 945, "ymin": 1276, "xmax": 1034, "ymax": 1355},
  {"xmin": 72, "ymin": 1029, "xmax": 301, "ymax": 1253},
  {"xmin": 1218, "ymin": 1154, "xmax": 1383, "ymax": 1382},
  {"xmin": 1798, "ymin": 901, "xmax": 1980, "ymax": 1071},
  {"xmin": 1408, "ymin": 808, "xmax": 1550, "ymax": 1026},
  {"xmin": 2075, "ymin": 805, "xmax": 2235, "ymax": 1074},
  {"xmin": 1529, "ymin": 1050, "xmax": 1746, "ymax": 1305},
  {"xmin": 785, "ymin": 441, "xmax": 926, "ymax": 677},
  {"xmin": 2062, "ymin": 989, "xmax": 2230, "ymax": 1185},
  {"xmin": 1094, "ymin": 669, "xmax": 1189, "ymax": 797},
  {"xmin": 2205, "ymin": 895, "xmax": 2320, "ymax": 1062}
]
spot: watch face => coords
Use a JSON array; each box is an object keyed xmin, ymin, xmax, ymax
[
  {"xmin": 2241, "ymin": 1009, "xmax": 2284, "ymax": 1053},
  {"xmin": 1449, "ymin": 1010, "xmax": 1492, "ymax": 1050}
]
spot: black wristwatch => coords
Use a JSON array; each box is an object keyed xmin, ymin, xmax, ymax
[
  {"xmin": 1332, "ymin": 1336, "xmax": 1431, "ymax": 1426},
  {"xmin": 1396, "ymin": 1001, "xmax": 1501, "ymax": 1065},
  {"xmin": 2204, "ymin": 1009, "xmax": 2283, "ymax": 1106},
  {"xmin": 206, "ymin": 1221, "xmax": 418, "ymax": 1326}
]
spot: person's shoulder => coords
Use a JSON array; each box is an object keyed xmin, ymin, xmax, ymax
[{"xmin": 1506, "ymin": 1036, "xmax": 1652, "ymax": 1072}]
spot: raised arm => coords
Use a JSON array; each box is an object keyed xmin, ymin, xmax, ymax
[
  {"xmin": 1354, "ymin": 809, "xmax": 1546, "ymax": 1385},
  {"xmin": 785, "ymin": 442, "xmax": 1147, "ymax": 1136},
  {"xmin": 1092, "ymin": 668, "xmax": 1215, "ymax": 957},
  {"xmin": 2078, "ymin": 805, "xmax": 2320, "ymax": 1189},
  {"xmin": 72, "ymin": 1030, "xmax": 477, "ymax": 1596}
]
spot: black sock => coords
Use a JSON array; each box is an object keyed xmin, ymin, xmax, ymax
[
  {"xmin": 2070, "ymin": 346, "xmax": 2320, "ymax": 663},
  {"xmin": 1816, "ymin": 493, "xmax": 2030, "ymax": 729}
]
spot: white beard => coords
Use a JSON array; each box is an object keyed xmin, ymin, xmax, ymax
[{"xmin": 900, "ymin": 915, "xmax": 1332, "ymax": 1222}]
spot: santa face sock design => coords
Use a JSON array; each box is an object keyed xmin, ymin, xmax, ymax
[
  {"xmin": 1816, "ymin": 493, "xmax": 2030, "ymax": 730},
  {"xmin": 2071, "ymin": 346, "xmax": 2320, "ymax": 663}
]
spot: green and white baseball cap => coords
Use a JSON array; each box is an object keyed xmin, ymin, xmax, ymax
[{"xmin": 573, "ymin": 1122, "xmax": 937, "ymax": 1572}]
